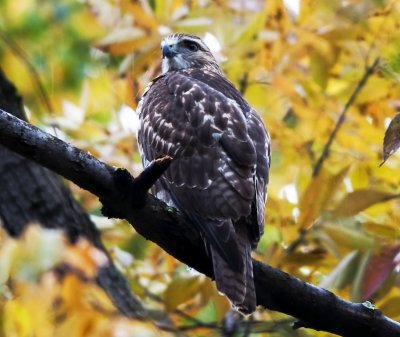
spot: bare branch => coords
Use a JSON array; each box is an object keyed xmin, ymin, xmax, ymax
[
  {"xmin": 0, "ymin": 109, "xmax": 399, "ymax": 337},
  {"xmin": 0, "ymin": 30, "xmax": 54, "ymax": 115},
  {"xmin": 312, "ymin": 57, "xmax": 380, "ymax": 177}
]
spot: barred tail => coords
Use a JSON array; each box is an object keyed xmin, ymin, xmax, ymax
[{"xmin": 211, "ymin": 234, "xmax": 256, "ymax": 314}]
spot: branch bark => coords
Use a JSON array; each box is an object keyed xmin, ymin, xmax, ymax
[{"xmin": 0, "ymin": 109, "xmax": 399, "ymax": 337}]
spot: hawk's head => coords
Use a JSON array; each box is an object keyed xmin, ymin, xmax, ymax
[{"xmin": 161, "ymin": 34, "xmax": 221, "ymax": 74}]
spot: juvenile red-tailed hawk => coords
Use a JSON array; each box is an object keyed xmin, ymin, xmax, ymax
[{"xmin": 137, "ymin": 33, "xmax": 270, "ymax": 314}]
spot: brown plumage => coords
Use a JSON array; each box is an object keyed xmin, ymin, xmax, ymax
[{"xmin": 137, "ymin": 33, "xmax": 270, "ymax": 314}]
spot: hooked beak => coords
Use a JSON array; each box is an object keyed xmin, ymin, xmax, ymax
[{"xmin": 162, "ymin": 44, "xmax": 178, "ymax": 59}]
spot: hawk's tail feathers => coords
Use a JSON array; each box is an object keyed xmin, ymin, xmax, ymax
[
  {"xmin": 211, "ymin": 238, "xmax": 256, "ymax": 315},
  {"xmin": 237, "ymin": 235, "xmax": 256, "ymax": 314}
]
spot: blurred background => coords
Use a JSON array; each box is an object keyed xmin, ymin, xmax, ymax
[{"xmin": 1, "ymin": 0, "xmax": 400, "ymax": 336}]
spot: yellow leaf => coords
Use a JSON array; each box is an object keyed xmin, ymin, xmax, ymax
[
  {"xmin": 298, "ymin": 166, "xmax": 349, "ymax": 228},
  {"xmin": 212, "ymin": 293, "xmax": 230, "ymax": 321},
  {"xmin": 310, "ymin": 50, "xmax": 329, "ymax": 90},
  {"xmin": 198, "ymin": 278, "xmax": 215, "ymax": 307},
  {"xmin": 235, "ymin": 10, "xmax": 267, "ymax": 44},
  {"xmin": 63, "ymin": 239, "xmax": 108, "ymax": 278},
  {"xmin": 380, "ymin": 296, "xmax": 400, "ymax": 320},
  {"xmin": 363, "ymin": 222, "xmax": 398, "ymax": 239},
  {"xmin": 173, "ymin": 17, "xmax": 213, "ymax": 27},
  {"xmin": 0, "ymin": 238, "xmax": 18, "ymax": 284},
  {"xmin": 94, "ymin": 28, "xmax": 159, "ymax": 55},
  {"xmin": 95, "ymin": 27, "xmax": 145, "ymax": 46},
  {"xmin": 3, "ymin": 300, "xmax": 34, "ymax": 337},
  {"xmin": 332, "ymin": 189, "xmax": 398, "ymax": 218},
  {"xmin": 153, "ymin": 0, "xmax": 186, "ymax": 21},
  {"xmin": 356, "ymin": 77, "xmax": 391, "ymax": 105},
  {"xmin": 121, "ymin": 2, "xmax": 158, "ymax": 31},
  {"xmin": 2, "ymin": 226, "xmax": 65, "ymax": 282},
  {"xmin": 164, "ymin": 275, "xmax": 203, "ymax": 311}
]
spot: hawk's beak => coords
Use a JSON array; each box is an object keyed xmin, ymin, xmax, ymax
[{"xmin": 162, "ymin": 44, "xmax": 177, "ymax": 59}]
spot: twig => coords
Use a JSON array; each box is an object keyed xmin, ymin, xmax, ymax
[
  {"xmin": 312, "ymin": 57, "xmax": 380, "ymax": 177},
  {"xmin": 288, "ymin": 58, "xmax": 381, "ymax": 254},
  {"xmin": 0, "ymin": 30, "xmax": 55, "ymax": 116},
  {"xmin": 285, "ymin": 219, "xmax": 324, "ymax": 255},
  {"xmin": 285, "ymin": 228, "xmax": 308, "ymax": 255},
  {"xmin": 133, "ymin": 155, "xmax": 173, "ymax": 190}
]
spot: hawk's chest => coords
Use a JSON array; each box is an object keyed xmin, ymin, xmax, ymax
[
  {"xmin": 137, "ymin": 70, "xmax": 254, "ymax": 165},
  {"xmin": 140, "ymin": 76, "xmax": 213, "ymax": 133}
]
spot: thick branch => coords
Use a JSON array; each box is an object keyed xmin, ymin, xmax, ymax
[{"xmin": 0, "ymin": 109, "xmax": 399, "ymax": 337}]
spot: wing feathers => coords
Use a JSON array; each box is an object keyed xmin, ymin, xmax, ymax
[
  {"xmin": 193, "ymin": 218, "xmax": 243, "ymax": 272},
  {"xmin": 219, "ymin": 133, "xmax": 256, "ymax": 167}
]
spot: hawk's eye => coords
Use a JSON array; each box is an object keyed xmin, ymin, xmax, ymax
[{"xmin": 185, "ymin": 41, "xmax": 199, "ymax": 52}]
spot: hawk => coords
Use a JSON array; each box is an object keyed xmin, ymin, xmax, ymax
[{"xmin": 137, "ymin": 33, "xmax": 270, "ymax": 314}]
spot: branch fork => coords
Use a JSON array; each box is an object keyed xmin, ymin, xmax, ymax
[{"xmin": 101, "ymin": 156, "xmax": 172, "ymax": 217}]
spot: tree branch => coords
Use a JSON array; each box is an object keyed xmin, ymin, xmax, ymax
[
  {"xmin": 287, "ymin": 58, "xmax": 381, "ymax": 254},
  {"xmin": 312, "ymin": 57, "xmax": 380, "ymax": 177},
  {"xmin": 0, "ymin": 109, "xmax": 399, "ymax": 337}
]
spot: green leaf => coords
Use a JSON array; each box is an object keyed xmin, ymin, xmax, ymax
[
  {"xmin": 319, "ymin": 251, "xmax": 360, "ymax": 290},
  {"xmin": 351, "ymin": 251, "xmax": 371, "ymax": 302},
  {"xmin": 323, "ymin": 224, "xmax": 376, "ymax": 250}
]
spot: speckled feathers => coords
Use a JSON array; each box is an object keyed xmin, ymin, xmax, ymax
[{"xmin": 137, "ymin": 34, "xmax": 270, "ymax": 314}]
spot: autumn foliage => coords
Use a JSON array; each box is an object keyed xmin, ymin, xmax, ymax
[{"xmin": 1, "ymin": 0, "xmax": 400, "ymax": 336}]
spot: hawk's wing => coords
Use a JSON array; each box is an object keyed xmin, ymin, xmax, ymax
[{"xmin": 138, "ymin": 68, "xmax": 269, "ymax": 268}]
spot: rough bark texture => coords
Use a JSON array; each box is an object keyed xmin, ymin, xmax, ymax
[
  {"xmin": 0, "ymin": 105, "xmax": 399, "ymax": 337},
  {"xmin": 0, "ymin": 69, "xmax": 144, "ymax": 317}
]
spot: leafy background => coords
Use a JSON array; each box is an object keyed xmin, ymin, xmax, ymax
[{"xmin": 1, "ymin": 0, "xmax": 400, "ymax": 336}]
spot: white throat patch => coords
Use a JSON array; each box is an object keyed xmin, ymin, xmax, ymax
[{"xmin": 162, "ymin": 54, "xmax": 190, "ymax": 73}]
